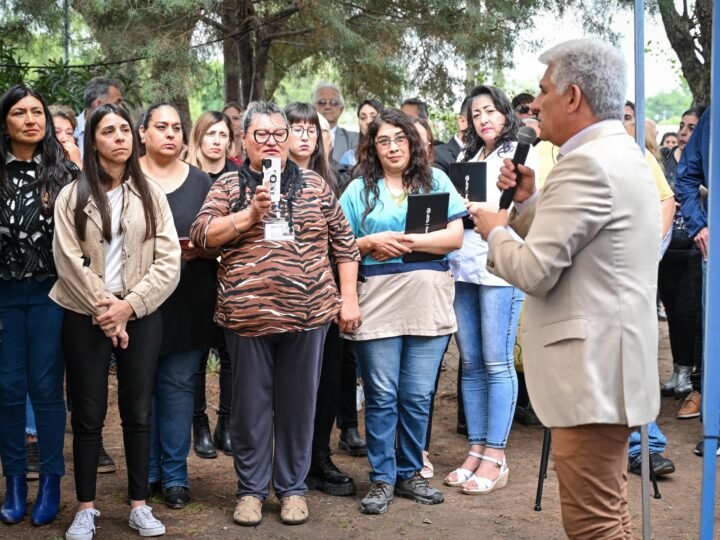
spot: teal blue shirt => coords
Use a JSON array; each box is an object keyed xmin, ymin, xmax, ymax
[{"xmin": 339, "ymin": 168, "xmax": 467, "ymax": 274}]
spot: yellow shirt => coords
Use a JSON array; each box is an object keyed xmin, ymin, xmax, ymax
[{"xmin": 646, "ymin": 152, "xmax": 674, "ymax": 200}]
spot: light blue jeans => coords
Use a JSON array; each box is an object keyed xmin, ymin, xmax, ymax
[
  {"xmin": 454, "ymin": 282, "xmax": 524, "ymax": 449},
  {"xmin": 628, "ymin": 422, "xmax": 667, "ymax": 460},
  {"xmin": 149, "ymin": 349, "xmax": 205, "ymax": 489},
  {"xmin": 355, "ymin": 335, "xmax": 450, "ymax": 484}
]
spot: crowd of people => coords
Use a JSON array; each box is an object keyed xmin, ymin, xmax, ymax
[{"xmin": 0, "ymin": 36, "xmax": 711, "ymax": 540}]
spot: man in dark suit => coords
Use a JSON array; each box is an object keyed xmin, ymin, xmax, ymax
[
  {"xmin": 312, "ymin": 82, "xmax": 358, "ymax": 162},
  {"xmin": 433, "ymin": 96, "xmax": 471, "ymax": 173}
]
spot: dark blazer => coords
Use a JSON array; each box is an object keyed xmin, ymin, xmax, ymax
[
  {"xmin": 332, "ymin": 127, "xmax": 359, "ymax": 162},
  {"xmin": 433, "ymin": 137, "xmax": 463, "ymax": 174}
]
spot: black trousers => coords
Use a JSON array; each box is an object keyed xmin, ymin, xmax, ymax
[
  {"xmin": 658, "ymin": 247, "xmax": 703, "ymax": 384},
  {"xmin": 194, "ymin": 344, "xmax": 232, "ymax": 418},
  {"xmin": 63, "ymin": 310, "xmax": 162, "ymax": 502},
  {"xmin": 312, "ymin": 323, "xmax": 343, "ymax": 451},
  {"xmin": 336, "ymin": 339, "xmax": 359, "ymax": 430}
]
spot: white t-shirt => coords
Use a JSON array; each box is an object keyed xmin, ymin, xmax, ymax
[{"xmin": 104, "ymin": 185, "xmax": 125, "ymax": 292}]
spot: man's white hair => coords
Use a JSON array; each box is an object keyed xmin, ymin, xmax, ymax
[
  {"xmin": 539, "ymin": 39, "xmax": 626, "ymax": 122},
  {"xmin": 312, "ymin": 82, "xmax": 345, "ymax": 106}
]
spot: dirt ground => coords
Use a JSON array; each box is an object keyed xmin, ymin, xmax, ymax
[{"xmin": 6, "ymin": 323, "xmax": 715, "ymax": 539}]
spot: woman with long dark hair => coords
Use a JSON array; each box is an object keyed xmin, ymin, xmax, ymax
[
  {"xmin": 51, "ymin": 103, "xmax": 180, "ymax": 538},
  {"xmin": 185, "ymin": 110, "xmax": 238, "ymax": 459},
  {"xmin": 444, "ymin": 85, "xmax": 538, "ymax": 495},
  {"xmin": 0, "ymin": 85, "xmax": 78, "ymax": 526},
  {"xmin": 339, "ymin": 108, "xmax": 465, "ymax": 515},
  {"xmin": 138, "ymin": 103, "xmax": 223, "ymax": 507}
]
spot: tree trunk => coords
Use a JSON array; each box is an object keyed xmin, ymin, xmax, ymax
[{"xmin": 222, "ymin": 0, "xmax": 241, "ymax": 104}]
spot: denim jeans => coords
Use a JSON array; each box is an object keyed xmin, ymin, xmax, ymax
[
  {"xmin": 149, "ymin": 349, "xmax": 204, "ymax": 489},
  {"xmin": 355, "ymin": 334, "xmax": 450, "ymax": 484},
  {"xmin": 0, "ymin": 278, "xmax": 65, "ymax": 477},
  {"xmin": 26, "ymin": 395, "xmax": 37, "ymax": 437},
  {"xmin": 454, "ymin": 282, "xmax": 523, "ymax": 449},
  {"xmin": 628, "ymin": 422, "xmax": 667, "ymax": 459}
]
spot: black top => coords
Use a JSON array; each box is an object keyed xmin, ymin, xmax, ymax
[
  {"xmin": 159, "ymin": 164, "xmax": 222, "ymax": 355},
  {"xmin": 0, "ymin": 157, "xmax": 64, "ymax": 281},
  {"xmin": 208, "ymin": 159, "xmax": 241, "ymax": 182},
  {"xmin": 661, "ymin": 146, "xmax": 678, "ymax": 189}
]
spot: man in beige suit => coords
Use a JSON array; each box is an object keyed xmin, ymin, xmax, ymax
[{"xmin": 469, "ymin": 39, "xmax": 661, "ymax": 539}]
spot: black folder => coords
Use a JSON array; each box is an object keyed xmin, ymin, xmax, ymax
[
  {"xmin": 403, "ymin": 193, "xmax": 449, "ymax": 263},
  {"xmin": 448, "ymin": 162, "xmax": 487, "ymax": 202}
]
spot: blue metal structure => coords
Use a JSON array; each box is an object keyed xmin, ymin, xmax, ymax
[{"xmin": 699, "ymin": 2, "xmax": 720, "ymax": 538}]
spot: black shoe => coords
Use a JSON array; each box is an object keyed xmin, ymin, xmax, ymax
[
  {"xmin": 514, "ymin": 404, "xmax": 543, "ymax": 427},
  {"xmin": 306, "ymin": 448, "xmax": 356, "ymax": 496},
  {"xmin": 165, "ymin": 486, "xmax": 190, "ymax": 509},
  {"xmin": 213, "ymin": 414, "xmax": 232, "ymax": 456},
  {"xmin": 97, "ymin": 442, "xmax": 116, "ymax": 474},
  {"xmin": 394, "ymin": 473, "xmax": 444, "ymax": 505},
  {"xmin": 26, "ymin": 440, "xmax": 40, "ymax": 480},
  {"xmin": 629, "ymin": 453, "xmax": 675, "ymax": 476},
  {"xmin": 456, "ymin": 422, "xmax": 468, "ymax": 436},
  {"xmin": 193, "ymin": 415, "xmax": 217, "ymax": 459},
  {"xmin": 694, "ymin": 440, "xmax": 720, "ymax": 457},
  {"xmin": 338, "ymin": 427, "xmax": 367, "ymax": 457},
  {"xmin": 127, "ymin": 481, "xmax": 162, "ymax": 505},
  {"xmin": 360, "ymin": 481, "xmax": 394, "ymax": 515}
]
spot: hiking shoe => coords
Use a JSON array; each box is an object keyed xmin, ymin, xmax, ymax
[
  {"xmin": 360, "ymin": 481, "xmax": 394, "ymax": 515},
  {"xmin": 394, "ymin": 473, "xmax": 444, "ymax": 505},
  {"xmin": 128, "ymin": 505, "xmax": 165, "ymax": 537},
  {"xmin": 66, "ymin": 508, "xmax": 100, "ymax": 540},
  {"xmin": 678, "ymin": 391, "xmax": 701, "ymax": 419}
]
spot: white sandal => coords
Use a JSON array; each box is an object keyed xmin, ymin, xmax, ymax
[
  {"xmin": 420, "ymin": 451, "xmax": 434, "ymax": 479},
  {"xmin": 444, "ymin": 451, "xmax": 484, "ymax": 487},
  {"xmin": 461, "ymin": 454, "xmax": 509, "ymax": 495}
]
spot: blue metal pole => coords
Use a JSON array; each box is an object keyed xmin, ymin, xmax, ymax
[{"xmin": 699, "ymin": 1, "xmax": 720, "ymax": 538}]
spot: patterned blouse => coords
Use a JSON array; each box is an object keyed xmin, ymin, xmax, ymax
[
  {"xmin": 0, "ymin": 155, "xmax": 56, "ymax": 281},
  {"xmin": 191, "ymin": 167, "xmax": 360, "ymax": 337}
]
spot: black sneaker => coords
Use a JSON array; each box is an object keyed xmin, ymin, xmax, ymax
[
  {"xmin": 98, "ymin": 442, "xmax": 116, "ymax": 474},
  {"xmin": 394, "ymin": 473, "xmax": 444, "ymax": 505},
  {"xmin": 26, "ymin": 440, "xmax": 40, "ymax": 480},
  {"xmin": 165, "ymin": 486, "xmax": 190, "ymax": 509},
  {"xmin": 360, "ymin": 481, "xmax": 394, "ymax": 515},
  {"xmin": 694, "ymin": 440, "xmax": 720, "ymax": 457},
  {"xmin": 307, "ymin": 448, "xmax": 356, "ymax": 496},
  {"xmin": 629, "ymin": 453, "xmax": 675, "ymax": 476}
]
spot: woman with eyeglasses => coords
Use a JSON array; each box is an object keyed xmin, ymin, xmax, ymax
[
  {"xmin": 51, "ymin": 103, "xmax": 180, "ymax": 539},
  {"xmin": 0, "ymin": 85, "xmax": 79, "ymax": 527},
  {"xmin": 444, "ymin": 85, "xmax": 538, "ymax": 496},
  {"xmin": 191, "ymin": 101, "xmax": 360, "ymax": 527},
  {"xmin": 186, "ymin": 111, "xmax": 239, "ymax": 460},
  {"xmin": 136, "ymin": 103, "xmax": 222, "ymax": 509},
  {"xmin": 339, "ymin": 108, "xmax": 465, "ymax": 515}
]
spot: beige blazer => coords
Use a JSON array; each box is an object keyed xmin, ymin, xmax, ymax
[{"xmin": 487, "ymin": 121, "xmax": 661, "ymax": 428}]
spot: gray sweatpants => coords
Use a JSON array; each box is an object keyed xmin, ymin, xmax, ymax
[{"xmin": 224, "ymin": 325, "xmax": 328, "ymax": 500}]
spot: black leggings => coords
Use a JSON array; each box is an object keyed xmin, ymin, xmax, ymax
[
  {"xmin": 194, "ymin": 344, "xmax": 232, "ymax": 418},
  {"xmin": 336, "ymin": 339, "xmax": 359, "ymax": 431},
  {"xmin": 658, "ymin": 247, "xmax": 703, "ymax": 378},
  {"xmin": 63, "ymin": 310, "xmax": 162, "ymax": 502},
  {"xmin": 312, "ymin": 323, "xmax": 343, "ymax": 451}
]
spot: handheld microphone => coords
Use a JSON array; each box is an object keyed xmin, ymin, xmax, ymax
[{"xmin": 499, "ymin": 126, "xmax": 538, "ymax": 210}]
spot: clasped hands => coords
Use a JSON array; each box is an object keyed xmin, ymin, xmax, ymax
[
  {"xmin": 96, "ymin": 295, "xmax": 134, "ymax": 349},
  {"xmin": 368, "ymin": 231, "xmax": 414, "ymax": 262}
]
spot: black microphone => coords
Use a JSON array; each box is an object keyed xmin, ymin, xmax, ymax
[{"xmin": 499, "ymin": 126, "xmax": 538, "ymax": 210}]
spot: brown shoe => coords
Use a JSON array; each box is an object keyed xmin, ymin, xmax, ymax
[
  {"xmin": 233, "ymin": 496, "xmax": 262, "ymax": 526},
  {"xmin": 280, "ymin": 495, "xmax": 308, "ymax": 525},
  {"xmin": 678, "ymin": 391, "xmax": 701, "ymax": 419}
]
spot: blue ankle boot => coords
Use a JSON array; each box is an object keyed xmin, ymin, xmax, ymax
[
  {"xmin": 30, "ymin": 474, "xmax": 60, "ymax": 526},
  {"xmin": 0, "ymin": 475, "xmax": 27, "ymax": 524}
]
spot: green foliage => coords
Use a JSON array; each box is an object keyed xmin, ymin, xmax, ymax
[{"xmin": 645, "ymin": 87, "xmax": 694, "ymax": 123}]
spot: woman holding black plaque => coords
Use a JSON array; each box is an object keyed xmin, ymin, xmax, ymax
[
  {"xmin": 190, "ymin": 101, "xmax": 360, "ymax": 527},
  {"xmin": 444, "ymin": 85, "xmax": 539, "ymax": 495},
  {"xmin": 339, "ymin": 108, "xmax": 465, "ymax": 515}
]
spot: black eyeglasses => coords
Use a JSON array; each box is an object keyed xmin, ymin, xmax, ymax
[
  {"xmin": 375, "ymin": 134, "xmax": 408, "ymax": 148},
  {"xmin": 290, "ymin": 125, "xmax": 319, "ymax": 137},
  {"xmin": 250, "ymin": 129, "xmax": 289, "ymax": 144},
  {"xmin": 515, "ymin": 105, "xmax": 531, "ymax": 114},
  {"xmin": 316, "ymin": 99, "xmax": 340, "ymax": 107}
]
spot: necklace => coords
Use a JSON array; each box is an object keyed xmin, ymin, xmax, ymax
[{"xmin": 387, "ymin": 188, "xmax": 407, "ymax": 205}]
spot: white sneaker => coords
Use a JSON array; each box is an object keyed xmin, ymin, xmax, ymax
[
  {"xmin": 128, "ymin": 505, "xmax": 166, "ymax": 537},
  {"xmin": 66, "ymin": 508, "xmax": 100, "ymax": 540}
]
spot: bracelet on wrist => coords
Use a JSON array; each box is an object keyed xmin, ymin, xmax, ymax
[{"xmin": 230, "ymin": 212, "xmax": 241, "ymax": 233}]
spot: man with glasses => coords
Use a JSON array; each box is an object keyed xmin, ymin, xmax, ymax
[{"xmin": 312, "ymin": 83, "xmax": 358, "ymax": 162}]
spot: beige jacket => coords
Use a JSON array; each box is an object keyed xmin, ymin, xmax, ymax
[
  {"xmin": 50, "ymin": 176, "xmax": 180, "ymax": 319},
  {"xmin": 488, "ymin": 121, "xmax": 661, "ymax": 428}
]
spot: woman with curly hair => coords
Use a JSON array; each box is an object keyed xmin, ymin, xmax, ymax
[{"xmin": 339, "ymin": 108, "xmax": 465, "ymax": 515}]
